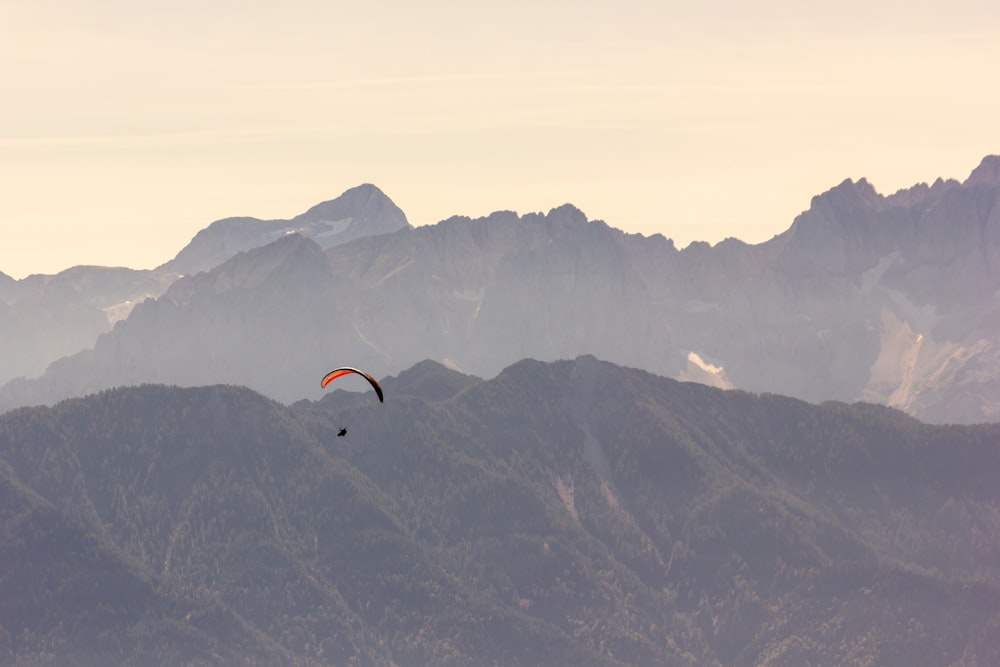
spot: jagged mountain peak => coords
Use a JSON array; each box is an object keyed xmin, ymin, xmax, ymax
[
  {"xmin": 881, "ymin": 177, "xmax": 960, "ymax": 209},
  {"xmin": 784, "ymin": 178, "xmax": 884, "ymax": 250},
  {"xmin": 294, "ymin": 183, "xmax": 401, "ymax": 222},
  {"xmin": 804, "ymin": 169, "xmax": 974, "ymax": 219},
  {"xmin": 851, "ymin": 176, "xmax": 879, "ymax": 198},
  {"xmin": 544, "ymin": 202, "xmax": 589, "ymax": 225},
  {"xmin": 436, "ymin": 203, "xmax": 591, "ymax": 235},
  {"xmin": 965, "ymin": 154, "xmax": 1000, "ymax": 187},
  {"xmin": 812, "ymin": 177, "xmax": 883, "ymax": 210}
]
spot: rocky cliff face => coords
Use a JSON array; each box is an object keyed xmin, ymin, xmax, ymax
[
  {"xmin": 764, "ymin": 157, "xmax": 1000, "ymax": 421},
  {"xmin": 327, "ymin": 205, "xmax": 685, "ymax": 383}
]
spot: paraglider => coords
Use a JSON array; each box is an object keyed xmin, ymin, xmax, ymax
[
  {"xmin": 321, "ymin": 367, "xmax": 382, "ymax": 440},
  {"xmin": 320, "ymin": 367, "xmax": 384, "ymax": 402}
]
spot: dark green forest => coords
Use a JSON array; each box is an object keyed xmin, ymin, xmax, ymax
[{"xmin": 1, "ymin": 356, "xmax": 998, "ymax": 666}]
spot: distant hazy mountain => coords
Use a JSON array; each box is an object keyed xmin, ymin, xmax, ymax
[
  {"xmin": 2, "ymin": 357, "xmax": 998, "ymax": 665},
  {"xmin": 0, "ymin": 184, "xmax": 409, "ymax": 387},
  {"xmin": 0, "ymin": 266, "xmax": 173, "ymax": 385},
  {"xmin": 161, "ymin": 183, "xmax": 411, "ymax": 277},
  {"xmin": 3, "ymin": 156, "xmax": 998, "ymax": 422}
]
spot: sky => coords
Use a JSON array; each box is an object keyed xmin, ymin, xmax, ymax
[{"xmin": 2, "ymin": 0, "xmax": 999, "ymax": 279}]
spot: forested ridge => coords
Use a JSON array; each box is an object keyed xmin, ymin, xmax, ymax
[{"xmin": 2, "ymin": 357, "xmax": 998, "ymax": 665}]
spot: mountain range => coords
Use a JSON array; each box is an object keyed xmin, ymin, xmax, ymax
[
  {"xmin": 2, "ymin": 356, "xmax": 998, "ymax": 665},
  {"xmin": 2, "ymin": 156, "xmax": 999, "ymax": 422}
]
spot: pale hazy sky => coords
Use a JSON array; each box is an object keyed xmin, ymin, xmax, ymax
[{"xmin": 3, "ymin": 0, "xmax": 998, "ymax": 278}]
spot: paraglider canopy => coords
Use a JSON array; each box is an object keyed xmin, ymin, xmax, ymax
[{"xmin": 321, "ymin": 367, "xmax": 384, "ymax": 403}]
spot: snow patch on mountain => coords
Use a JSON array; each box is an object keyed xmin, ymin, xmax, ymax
[
  {"xmin": 102, "ymin": 295, "xmax": 154, "ymax": 325},
  {"xmin": 679, "ymin": 351, "xmax": 733, "ymax": 390}
]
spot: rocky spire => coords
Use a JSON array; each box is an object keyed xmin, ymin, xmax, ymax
[{"xmin": 964, "ymin": 155, "xmax": 1000, "ymax": 187}]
